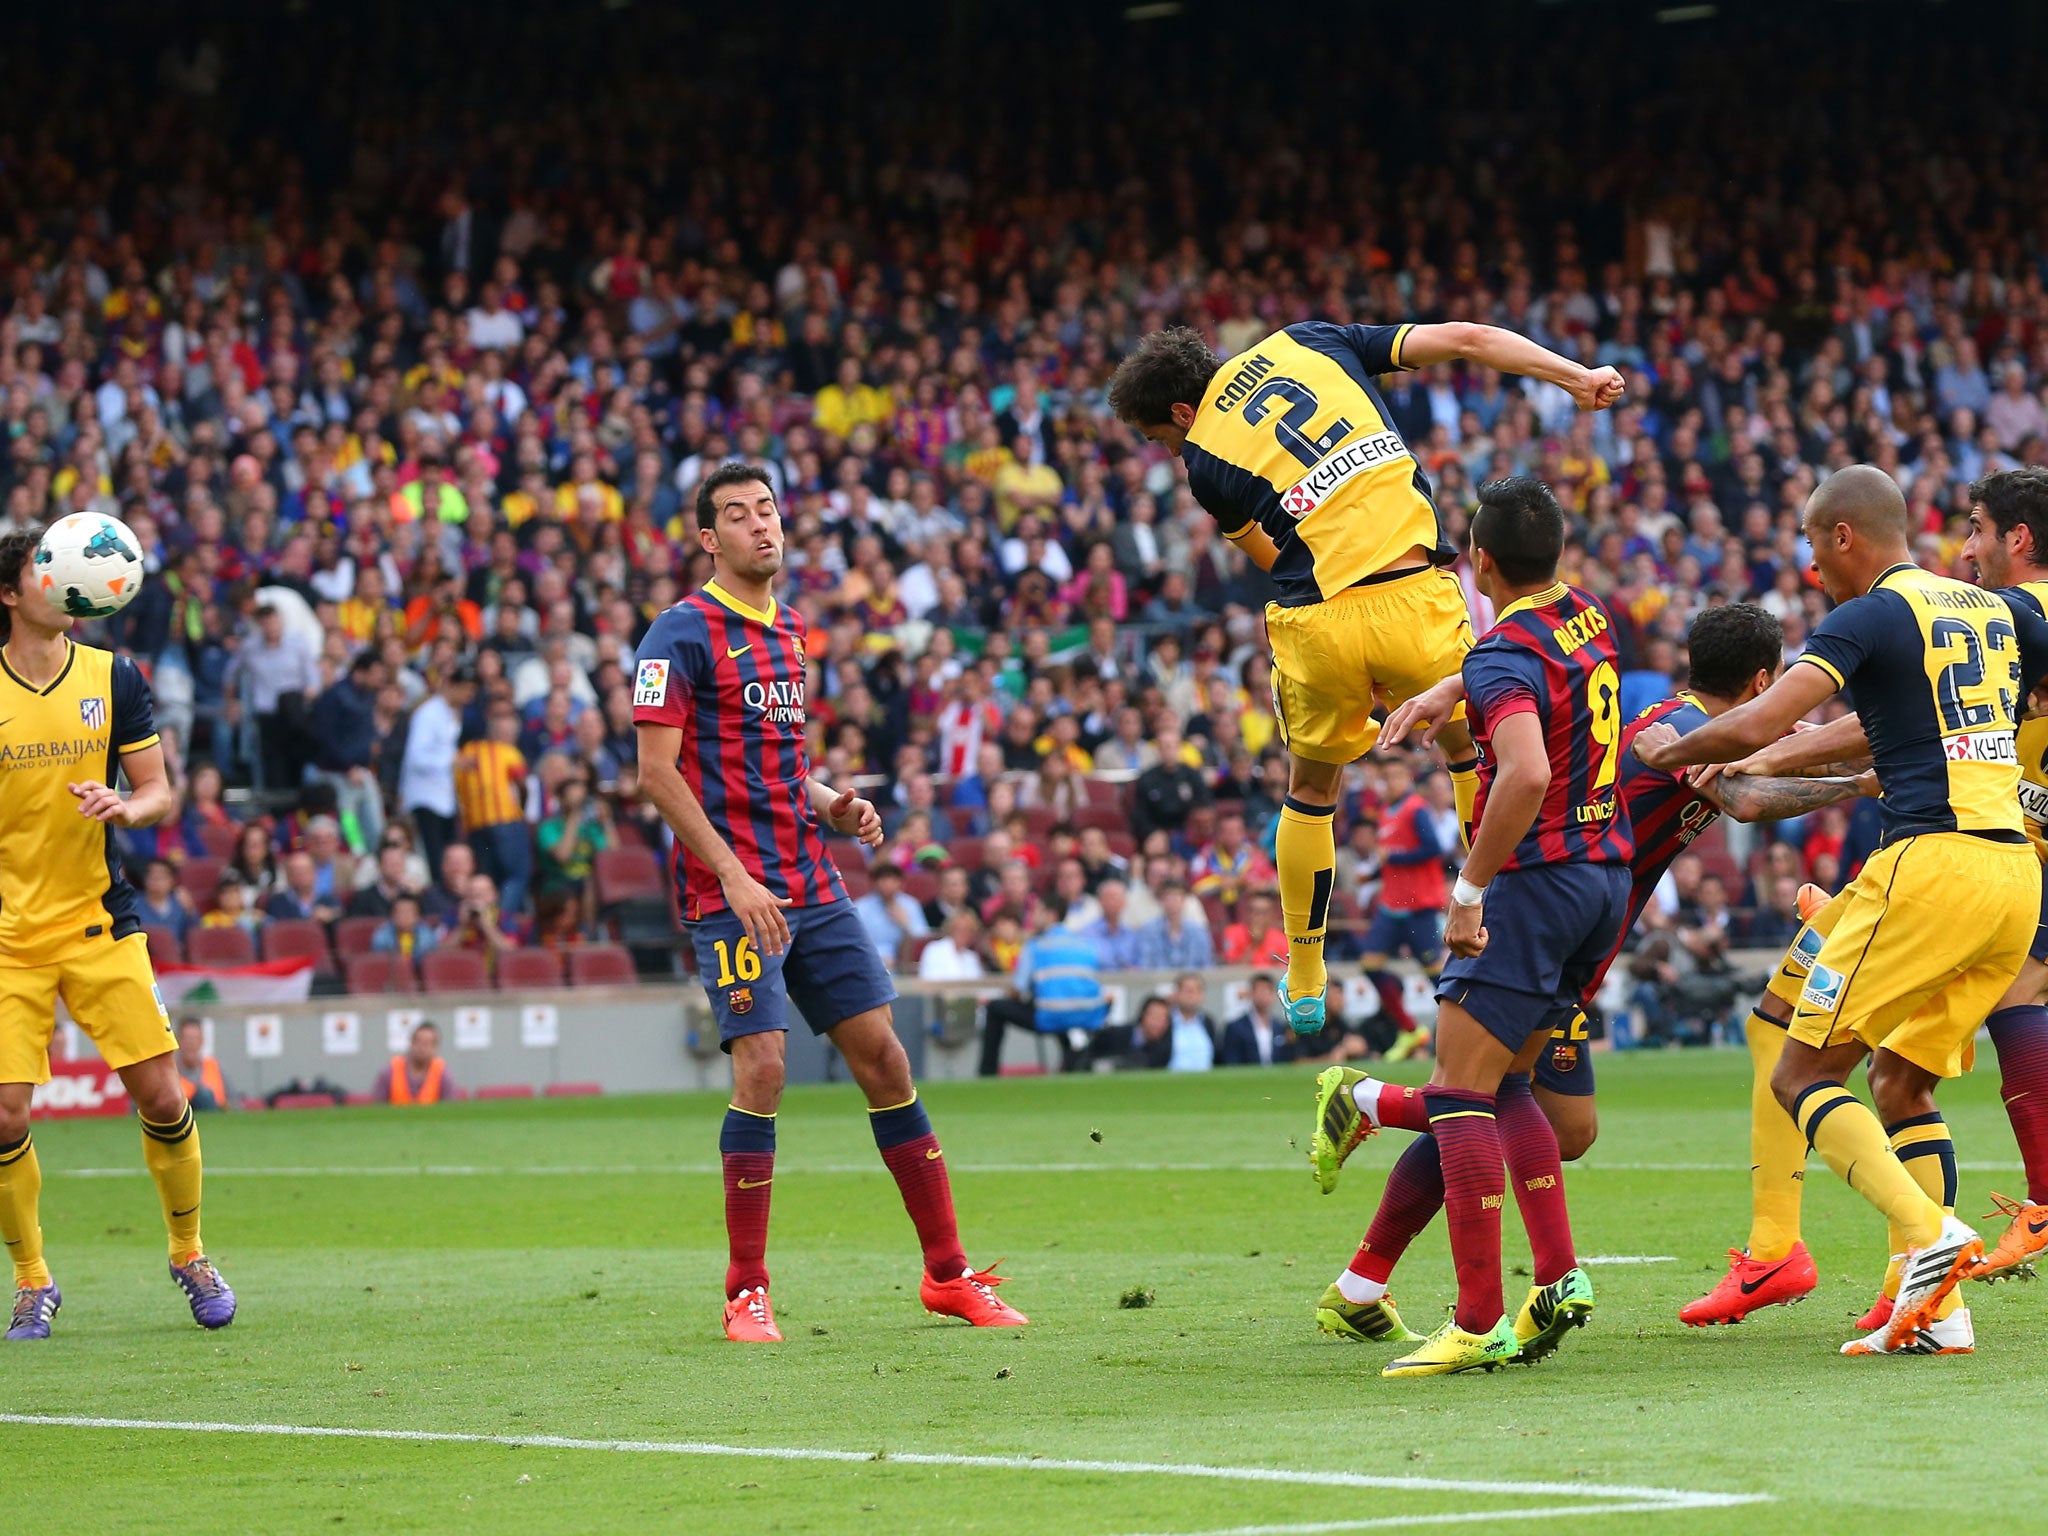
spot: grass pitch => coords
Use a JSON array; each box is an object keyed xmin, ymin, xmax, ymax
[{"xmin": 4, "ymin": 1051, "xmax": 2045, "ymax": 1534}]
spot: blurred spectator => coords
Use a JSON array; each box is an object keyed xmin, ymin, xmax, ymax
[
  {"xmin": 443, "ymin": 872, "xmax": 527, "ymax": 963},
  {"xmin": 535, "ymin": 767, "xmax": 611, "ymax": 932},
  {"xmin": 400, "ymin": 665, "xmax": 475, "ymax": 876},
  {"xmin": 265, "ymin": 850, "xmax": 340, "ymax": 925},
  {"xmin": 1220, "ymin": 891, "xmax": 1289, "ymax": 968},
  {"xmin": 375, "ymin": 1021, "xmax": 458, "ymax": 1105},
  {"xmin": 1079, "ymin": 878, "xmax": 1144, "ymax": 969},
  {"xmin": 174, "ymin": 1019, "xmax": 232, "ymax": 1112},
  {"xmin": 1136, "ymin": 880, "xmax": 1213, "ymax": 970},
  {"xmin": 917, "ymin": 910, "xmax": 987, "ymax": 983},
  {"xmin": 981, "ymin": 910, "xmax": 1105, "ymax": 1076},
  {"xmin": 1219, "ymin": 974, "xmax": 1297, "ymax": 1067},
  {"xmin": 137, "ymin": 858, "xmax": 194, "ymax": 942},
  {"xmin": 234, "ymin": 603, "xmax": 320, "ymax": 790},
  {"xmin": 921, "ymin": 864, "xmax": 975, "ymax": 930},
  {"xmin": 201, "ymin": 876, "xmax": 261, "ymax": 933},
  {"xmin": 854, "ymin": 861, "xmax": 930, "ymax": 969},
  {"xmin": 457, "ymin": 705, "xmax": 533, "ymax": 915},
  {"xmin": 347, "ymin": 838, "xmax": 422, "ymax": 920},
  {"xmin": 228, "ymin": 823, "xmax": 280, "ymax": 904},
  {"xmin": 372, "ymin": 893, "xmax": 439, "ymax": 964},
  {"xmin": 1189, "ymin": 810, "xmax": 1275, "ymax": 908},
  {"xmin": 308, "ymin": 651, "xmax": 388, "ymax": 852},
  {"xmin": 1165, "ymin": 973, "xmax": 1217, "ymax": 1073},
  {"xmin": 1133, "ymin": 722, "xmax": 1209, "ymax": 842}
]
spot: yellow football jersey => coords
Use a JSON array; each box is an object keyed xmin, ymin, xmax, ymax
[
  {"xmin": 2010, "ymin": 580, "xmax": 2048, "ymax": 858},
  {"xmin": 1181, "ymin": 321, "xmax": 1455, "ymax": 606},
  {"xmin": 0, "ymin": 639, "xmax": 160, "ymax": 966}
]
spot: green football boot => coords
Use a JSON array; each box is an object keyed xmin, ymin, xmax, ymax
[
  {"xmin": 1510, "ymin": 1266, "xmax": 1595, "ymax": 1364},
  {"xmin": 1382, "ymin": 1313, "xmax": 1520, "ymax": 1378},
  {"xmin": 1314, "ymin": 1282, "xmax": 1425, "ymax": 1344},
  {"xmin": 1309, "ymin": 1065, "xmax": 1375, "ymax": 1194}
]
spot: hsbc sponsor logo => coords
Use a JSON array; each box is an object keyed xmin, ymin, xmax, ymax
[
  {"xmin": 1944, "ymin": 730, "xmax": 2017, "ymax": 765},
  {"xmin": 1278, "ymin": 430, "xmax": 1413, "ymax": 519}
]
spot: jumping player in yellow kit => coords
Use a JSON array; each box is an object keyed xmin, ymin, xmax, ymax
[
  {"xmin": 0, "ymin": 524, "xmax": 235, "ymax": 1339},
  {"xmin": 1108, "ymin": 321, "xmax": 1623, "ymax": 1032}
]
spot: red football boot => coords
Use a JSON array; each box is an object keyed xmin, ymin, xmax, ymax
[
  {"xmin": 1679, "ymin": 1243, "xmax": 1818, "ymax": 1326},
  {"xmin": 922, "ymin": 1262, "xmax": 1028, "ymax": 1327},
  {"xmin": 723, "ymin": 1287, "xmax": 784, "ymax": 1343},
  {"xmin": 1855, "ymin": 1292, "xmax": 1894, "ymax": 1332}
]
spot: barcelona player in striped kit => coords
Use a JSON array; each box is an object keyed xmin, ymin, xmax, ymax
[
  {"xmin": 1309, "ymin": 605, "xmax": 1872, "ymax": 1345},
  {"xmin": 634, "ymin": 463, "xmax": 1025, "ymax": 1342}
]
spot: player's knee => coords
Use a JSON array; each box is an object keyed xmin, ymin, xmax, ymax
[
  {"xmin": 1555, "ymin": 1116, "xmax": 1597, "ymax": 1162},
  {"xmin": 1865, "ymin": 1052, "xmax": 1934, "ymax": 1122},
  {"xmin": 0, "ymin": 1102, "xmax": 27, "ymax": 1147},
  {"xmin": 1284, "ymin": 756, "xmax": 1342, "ymax": 805}
]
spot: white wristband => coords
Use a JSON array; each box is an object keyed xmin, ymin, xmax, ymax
[{"xmin": 1452, "ymin": 876, "xmax": 1488, "ymax": 908}]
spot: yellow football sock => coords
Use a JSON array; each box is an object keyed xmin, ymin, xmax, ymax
[
  {"xmin": 1744, "ymin": 1014, "xmax": 1806, "ymax": 1262},
  {"xmin": 140, "ymin": 1105, "xmax": 203, "ymax": 1263},
  {"xmin": 0, "ymin": 1133, "xmax": 49, "ymax": 1288},
  {"xmin": 1446, "ymin": 759, "xmax": 1479, "ymax": 850},
  {"xmin": 1881, "ymin": 1231, "xmax": 1904, "ymax": 1301},
  {"xmin": 1276, "ymin": 797, "xmax": 1336, "ymax": 1002},
  {"xmin": 1794, "ymin": 1083, "xmax": 1943, "ymax": 1249},
  {"xmin": 1889, "ymin": 1113, "xmax": 1961, "ymax": 1319}
]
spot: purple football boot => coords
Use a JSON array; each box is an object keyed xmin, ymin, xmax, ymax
[
  {"xmin": 169, "ymin": 1256, "xmax": 236, "ymax": 1329},
  {"xmin": 6, "ymin": 1282, "xmax": 60, "ymax": 1340}
]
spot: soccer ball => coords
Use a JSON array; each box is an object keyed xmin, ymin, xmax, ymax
[{"xmin": 35, "ymin": 514, "xmax": 146, "ymax": 619}]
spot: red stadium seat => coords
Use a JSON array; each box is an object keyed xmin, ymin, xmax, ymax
[
  {"xmin": 496, "ymin": 948, "xmax": 564, "ymax": 990},
  {"xmin": 568, "ymin": 945, "xmax": 636, "ymax": 987},
  {"xmin": 838, "ymin": 863, "xmax": 872, "ymax": 899},
  {"xmin": 332, "ymin": 915, "xmax": 383, "ymax": 960},
  {"xmin": 262, "ymin": 918, "xmax": 335, "ymax": 976},
  {"xmin": 475, "ymin": 1083, "xmax": 537, "ymax": 1100},
  {"xmin": 140, "ymin": 924, "xmax": 183, "ymax": 965},
  {"xmin": 195, "ymin": 822, "xmax": 242, "ymax": 861},
  {"xmin": 544, "ymin": 1081, "xmax": 602, "ymax": 1097},
  {"xmin": 944, "ymin": 807, "xmax": 979, "ymax": 836},
  {"xmin": 421, "ymin": 948, "xmax": 491, "ymax": 993},
  {"xmin": 1022, "ymin": 806, "xmax": 1062, "ymax": 838},
  {"xmin": 178, "ymin": 856, "xmax": 225, "ymax": 908},
  {"xmin": 186, "ymin": 925, "xmax": 255, "ymax": 967},
  {"xmin": 951, "ymin": 836, "xmax": 985, "ymax": 870},
  {"xmin": 1105, "ymin": 831, "xmax": 1137, "ymax": 859},
  {"xmin": 271, "ymin": 1093, "xmax": 337, "ymax": 1110},
  {"xmin": 1075, "ymin": 806, "xmax": 1125, "ymax": 835},
  {"xmin": 344, "ymin": 952, "xmax": 413, "ymax": 995},
  {"xmin": 1083, "ymin": 778, "xmax": 1125, "ymax": 810},
  {"xmin": 902, "ymin": 868, "xmax": 939, "ymax": 903},
  {"xmin": 594, "ymin": 845, "xmax": 664, "ymax": 905}
]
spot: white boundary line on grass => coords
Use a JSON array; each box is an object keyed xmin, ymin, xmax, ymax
[
  {"xmin": 45, "ymin": 1159, "xmax": 2026, "ymax": 1178},
  {"xmin": 0, "ymin": 1413, "xmax": 1767, "ymax": 1523},
  {"xmin": 1114, "ymin": 1504, "xmax": 1747, "ymax": 1536}
]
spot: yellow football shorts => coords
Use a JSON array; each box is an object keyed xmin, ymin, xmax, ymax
[
  {"xmin": 1786, "ymin": 833, "xmax": 2037, "ymax": 1078},
  {"xmin": 1266, "ymin": 567, "xmax": 1473, "ymax": 765},
  {"xmin": 0, "ymin": 932, "xmax": 175, "ymax": 1085}
]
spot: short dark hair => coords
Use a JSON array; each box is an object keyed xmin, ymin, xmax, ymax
[
  {"xmin": 1970, "ymin": 467, "xmax": 2048, "ymax": 564},
  {"xmin": 1107, "ymin": 327, "xmax": 1222, "ymax": 429},
  {"xmin": 1685, "ymin": 602, "xmax": 1783, "ymax": 698},
  {"xmin": 695, "ymin": 461, "xmax": 774, "ymax": 525},
  {"xmin": 1470, "ymin": 477, "xmax": 1565, "ymax": 586},
  {"xmin": 0, "ymin": 523, "xmax": 43, "ymax": 646}
]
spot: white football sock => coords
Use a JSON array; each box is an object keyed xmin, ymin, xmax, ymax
[
  {"xmin": 1337, "ymin": 1269, "xmax": 1388, "ymax": 1305},
  {"xmin": 1351, "ymin": 1076, "xmax": 1390, "ymax": 1126}
]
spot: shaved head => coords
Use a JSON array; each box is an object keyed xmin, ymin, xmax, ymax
[{"xmin": 1807, "ymin": 464, "xmax": 1910, "ymax": 545}]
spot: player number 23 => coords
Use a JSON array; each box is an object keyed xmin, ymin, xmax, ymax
[{"xmin": 712, "ymin": 937, "xmax": 762, "ymax": 986}]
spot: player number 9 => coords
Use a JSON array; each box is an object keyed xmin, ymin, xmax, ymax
[
  {"xmin": 712, "ymin": 937, "xmax": 763, "ymax": 987},
  {"xmin": 1586, "ymin": 660, "xmax": 1621, "ymax": 792}
]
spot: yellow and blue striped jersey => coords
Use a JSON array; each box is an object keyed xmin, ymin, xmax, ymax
[
  {"xmin": 1180, "ymin": 321, "xmax": 1454, "ymax": 607},
  {"xmin": 0, "ymin": 638, "xmax": 159, "ymax": 965},
  {"xmin": 1798, "ymin": 563, "xmax": 2048, "ymax": 844},
  {"xmin": 2001, "ymin": 580, "xmax": 2048, "ymax": 857}
]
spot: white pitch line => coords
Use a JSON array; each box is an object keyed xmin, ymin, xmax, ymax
[
  {"xmin": 0, "ymin": 1414, "xmax": 1769, "ymax": 1511},
  {"xmin": 40, "ymin": 1159, "xmax": 2030, "ymax": 1179},
  {"xmin": 1577, "ymin": 1255, "xmax": 1677, "ymax": 1265},
  {"xmin": 1117, "ymin": 1501, "xmax": 1748, "ymax": 1536}
]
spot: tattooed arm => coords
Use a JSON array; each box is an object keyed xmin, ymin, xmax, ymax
[{"xmin": 1700, "ymin": 768, "xmax": 1878, "ymax": 824}]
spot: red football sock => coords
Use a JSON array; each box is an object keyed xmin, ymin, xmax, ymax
[
  {"xmin": 721, "ymin": 1151, "xmax": 774, "ymax": 1298},
  {"xmin": 871, "ymin": 1096, "xmax": 969, "ymax": 1281},
  {"xmin": 1497, "ymin": 1073, "xmax": 1575, "ymax": 1284},
  {"xmin": 1988, "ymin": 1006, "xmax": 2048, "ymax": 1205},
  {"xmin": 1367, "ymin": 971, "xmax": 1415, "ymax": 1034},
  {"xmin": 1352, "ymin": 1133, "xmax": 1444, "ymax": 1285},
  {"xmin": 1426, "ymin": 1086, "xmax": 1505, "ymax": 1334},
  {"xmin": 1374, "ymin": 1081, "xmax": 1433, "ymax": 1133}
]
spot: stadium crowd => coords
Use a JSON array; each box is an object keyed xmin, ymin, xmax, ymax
[{"xmin": 0, "ymin": 6, "xmax": 2041, "ymax": 1047}]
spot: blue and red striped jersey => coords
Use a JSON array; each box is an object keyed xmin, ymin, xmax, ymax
[
  {"xmin": 1461, "ymin": 581, "xmax": 1634, "ymax": 871},
  {"xmin": 1574, "ymin": 692, "xmax": 1719, "ymax": 1002},
  {"xmin": 631, "ymin": 582, "xmax": 845, "ymax": 920}
]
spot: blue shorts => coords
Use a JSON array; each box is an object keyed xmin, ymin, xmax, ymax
[
  {"xmin": 1438, "ymin": 863, "xmax": 1632, "ymax": 1055},
  {"xmin": 1531, "ymin": 1006, "xmax": 1596, "ymax": 1096},
  {"xmin": 1364, "ymin": 908, "xmax": 1442, "ymax": 966},
  {"xmin": 686, "ymin": 898, "xmax": 897, "ymax": 1051},
  {"xmin": 2031, "ymin": 867, "xmax": 2048, "ymax": 964}
]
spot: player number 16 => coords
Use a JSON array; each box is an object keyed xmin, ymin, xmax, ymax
[{"xmin": 712, "ymin": 937, "xmax": 763, "ymax": 986}]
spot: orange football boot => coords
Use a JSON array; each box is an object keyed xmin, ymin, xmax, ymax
[
  {"xmin": 1795, "ymin": 883, "xmax": 1830, "ymax": 923},
  {"xmin": 724, "ymin": 1287, "xmax": 784, "ymax": 1343},
  {"xmin": 1679, "ymin": 1243, "xmax": 1818, "ymax": 1326},
  {"xmin": 922, "ymin": 1262, "xmax": 1028, "ymax": 1326},
  {"xmin": 1974, "ymin": 1192, "xmax": 2048, "ymax": 1282}
]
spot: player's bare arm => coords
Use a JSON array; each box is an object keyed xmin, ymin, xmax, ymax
[
  {"xmin": 1223, "ymin": 522, "xmax": 1280, "ymax": 572},
  {"xmin": 636, "ymin": 721, "xmax": 794, "ymax": 954},
  {"xmin": 809, "ymin": 777, "xmax": 885, "ymax": 848},
  {"xmin": 1714, "ymin": 710, "xmax": 1873, "ymax": 781},
  {"xmin": 1634, "ymin": 660, "xmax": 1838, "ymax": 771},
  {"xmin": 1696, "ymin": 764, "xmax": 1877, "ymax": 824},
  {"xmin": 1397, "ymin": 323, "xmax": 1625, "ymax": 412},
  {"xmin": 1446, "ymin": 710, "xmax": 1548, "ymax": 958},
  {"xmin": 70, "ymin": 740, "xmax": 174, "ymax": 827}
]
